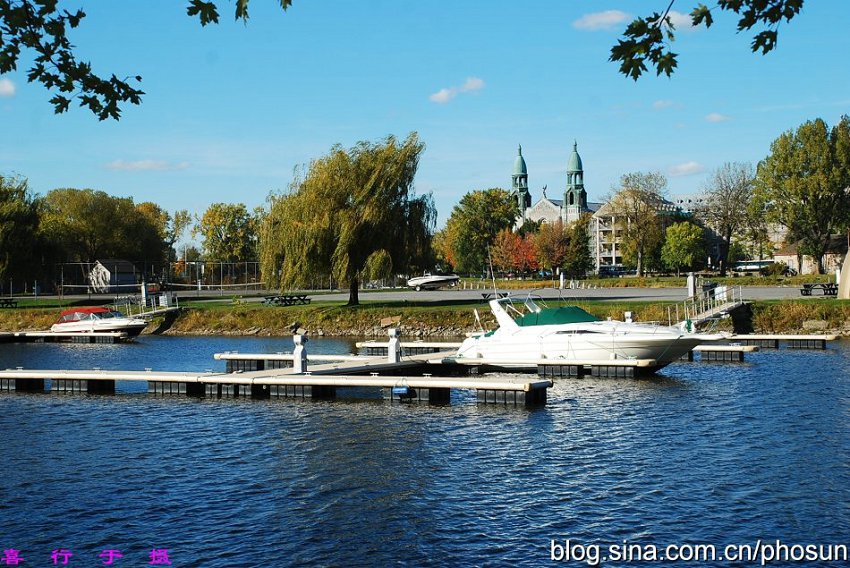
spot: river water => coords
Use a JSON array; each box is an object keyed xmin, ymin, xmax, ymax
[{"xmin": 1, "ymin": 336, "xmax": 848, "ymax": 567}]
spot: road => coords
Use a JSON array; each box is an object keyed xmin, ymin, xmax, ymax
[
  {"xmin": 43, "ymin": 284, "xmax": 807, "ymax": 307},
  {"xmin": 305, "ymin": 285, "xmax": 804, "ymax": 303}
]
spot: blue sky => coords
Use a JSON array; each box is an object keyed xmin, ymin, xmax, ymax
[{"xmin": 1, "ymin": 0, "xmax": 848, "ymax": 244}]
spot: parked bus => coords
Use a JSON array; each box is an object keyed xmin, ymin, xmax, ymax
[{"xmin": 732, "ymin": 260, "xmax": 774, "ymax": 273}]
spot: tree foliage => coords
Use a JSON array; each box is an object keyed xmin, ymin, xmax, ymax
[
  {"xmin": 564, "ymin": 214, "xmax": 594, "ymax": 278},
  {"xmin": 440, "ymin": 188, "xmax": 518, "ymax": 275},
  {"xmin": 611, "ymin": 0, "xmax": 804, "ymax": 80},
  {"xmin": 195, "ymin": 202, "xmax": 258, "ymax": 263},
  {"xmin": 604, "ymin": 172, "xmax": 669, "ymax": 277},
  {"xmin": 754, "ymin": 116, "xmax": 850, "ymax": 273},
  {"xmin": 259, "ymin": 132, "xmax": 434, "ymax": 305},
  {"xmin": 491, "ymin": 229, "xmax": 537, "ymax": 274},
  {"xmin": 41, "ymin": 188, "xmax": 166, "ymax": 265},
  {"xmin": 0, "ymin": 174, "xmax": 41, "ymax": 284},
  {"xmin": 534, "ymin": 219, "xmax": 569, "ymax": 272},
  {"xmin": 0, "ymin": 0, "xmax": 290, "ymax": 119},
  {"xmin": 696, "ymin": 162, "xmax": 754, "ymax": 274},
  {"xmin": 661, "ymin": 221, "xmax": 706, "ymax": 275}
]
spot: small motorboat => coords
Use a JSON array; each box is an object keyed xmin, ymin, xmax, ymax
[
  {"xmin": 407, "ymin": 272, "xmax": 460, "ymax": 291},
  {"xmin": 50, "ymin": 307, "xmax": 148, "ymax": 337}
]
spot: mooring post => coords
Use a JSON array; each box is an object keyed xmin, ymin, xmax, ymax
[
  {"xmin": 293, "ymin": 334, "xmax": 308, "ymax": 373},
  {"xmin": 388, "ymin": 328, "xmax": 401, "ymax": 363}
]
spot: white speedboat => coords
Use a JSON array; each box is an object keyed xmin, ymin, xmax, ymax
[
  {"xmin": 407, "ymin": 272, "xmax": 460, "ymax": 291},
  {"xmin": 455, "ymin": 296, "xmax": 722, "ymax": 372},
  {"xmin": 51, "ymin": 307, "xmax": 148, "ymax": 337}
]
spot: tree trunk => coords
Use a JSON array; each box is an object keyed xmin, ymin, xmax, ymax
[
  {"xmin": 347, "ymin": 276, "xmax": 360, "ymax": 306},
  {"xmin": 719, "ymin": 230, "xmax": 731, "ymax": 276}
]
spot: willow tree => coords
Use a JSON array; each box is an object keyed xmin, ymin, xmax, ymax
[{"xmin": 260, "ymin": 132, "xmax": 434, "ymax": 305}]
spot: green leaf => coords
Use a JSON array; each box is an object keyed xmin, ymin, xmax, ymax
[
  {"xmin": 49, "ymin": 94, "xmax": 71, "ymax": 114},
  {"xmin": 186, "ymin": 0, "xmax": 219, "ymax": 26},
  {"xmin": 690, "ymin": 4, "xmax": 714, "ymax": 27}
]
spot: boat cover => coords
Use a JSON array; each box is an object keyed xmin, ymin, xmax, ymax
[{"xmin": 514, "ymin": 306, "xmax": 598, "ymax": 327}]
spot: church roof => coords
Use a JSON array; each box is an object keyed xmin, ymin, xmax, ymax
[
  {"xmin": 513, "ymin": 144, "xmax": 527, "ymax": 175},
  {"xmin": 567, "ymin": 141, "xmax": 583, "ymax": 172}
]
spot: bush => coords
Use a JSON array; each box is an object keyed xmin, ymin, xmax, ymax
[{"xmin": 759, "ymin": 262, "xmax": 791, "ymax": 277}]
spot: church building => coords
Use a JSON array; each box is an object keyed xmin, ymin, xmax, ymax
[{"xmin": 513, "ymin": 142, "xmax": 601, "ymax": 228}]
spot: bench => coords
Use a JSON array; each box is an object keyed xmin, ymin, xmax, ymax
[
  {"xmin": 0, "ymin": 298, "xmax": 18, "ymax": 308},
  {"xmin": 800, "ymin": 283, "xmax": 838, "ymax": 296},
  {"xmin": 263, "ymin": 294, "xmax": 311, "ymax": 306}
]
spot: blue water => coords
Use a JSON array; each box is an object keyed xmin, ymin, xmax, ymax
[{"xmin": 1, "ymin": 336, "xmax": 848, "ymax": 567}]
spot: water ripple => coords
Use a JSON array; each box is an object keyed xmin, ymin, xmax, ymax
[{"xmin": 1, "ymin": 336, "xmax": 848, "ymax": 566}]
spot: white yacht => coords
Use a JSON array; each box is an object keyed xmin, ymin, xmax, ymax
[{"xmin": 455, "ymin": 296, "xmax": 722, "ymax": 372}]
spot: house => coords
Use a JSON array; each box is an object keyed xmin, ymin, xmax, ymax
[{"xmin": 774, "ymin": 235, "xmax": 848, "ymax": 275}]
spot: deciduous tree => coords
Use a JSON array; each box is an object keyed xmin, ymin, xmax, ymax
[
  {"xmin": 0, "ymin": 174, "xmax": 41, "ymax": 285},
  {"xmin": 604, "ymin": 172, "xmax": 669, "ymax": 277},
  {"xmin": 754, "ymin": 116, "xmax": 850, "ymax": 273},
  {"xmin": 696, "ymin": 162, "xmax": 754, "ymax": 275},
  {"xmin": 534, "ymin": 220, "xmax": 569, "ymax": 273},
  {"xmin": 260, "ymin": 132, "xmax": 434, "ymax": 305},
  {"xmin": 0, "ymin": 0, "xmax": 291, "ymax": 119},
  {"xmin": 195, "ymin": 202, "xmax": 258, "ymax": 263},
  {"xmin": 442, "ymin": 188, "xmax": 518, "ymax": 275},
  {"xmin": 41, "ymin": 188, "xmax": 165, "ymax": 265},
  {"xmin": 611, "ymin": 1, "xmax": 804, "ymax": 80},
  {"xmin": 661, "ymin": 221, "xmax": 706, "ymax": 276}
]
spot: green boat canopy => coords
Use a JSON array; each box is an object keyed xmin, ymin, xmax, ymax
[{"xmin": 515, "ymin": 306, "xmax": 599, "ymax": 327}]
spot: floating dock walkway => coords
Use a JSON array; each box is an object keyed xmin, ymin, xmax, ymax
[
  {"xmin": 0, "ymin": 367, "xmax": 550, "ymax": 405},
  {"xmin": 0, "ymin": 331, "xmax": 129, "ymax": 344},
  {"xmin": 729, "ymin": 334, "xmax": 838, "ymax": 349},
  {"xmin": 0, "ymin": 333, "xmax": 551, "ymax": 406}
]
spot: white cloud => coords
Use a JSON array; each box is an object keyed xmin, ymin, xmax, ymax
[
  {"xmin": 105, "ymin": 160, "xmax": 190, "ymax": 172},
  {"xmin": 429, "ymin": 77, "xmax": 485, "ymax": 104},
  {"xmin": 667, "ymin": 10, "xmax": 697, "ymax": 31},
  {"xmin": 653, "ymin": 99, "xmax": 676, "ymax": 110},
  {"xmin": 669, "ymin": 161, "xmax": 706, "ymax": 177},
  {"xmin": 429, "ymin": 88, "xmax": 455, "ymax": 103},
  {"xmin": 705, "ymin": 112, "xmax": 731, "ymax": 123},
  {"xmin": 460, "ymin": 77, "xmax": 485, "ymax": 93},
  {"xmin": 0, "ymin": 78, "xmax": 16, "ymax": 98},
  {"xmin": 573, "ymin": 10, "xmax": 631, "ymax": 31}
]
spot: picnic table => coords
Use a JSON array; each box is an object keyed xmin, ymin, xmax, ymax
[
  {"xmin": 263, "ymin": 294, "xmax": 311, "ymax": 306},
  {"xmin": 0, "ymin": 298, "xmax": 18, "ymax": 308},
  {"xmin": 800, "ymin": 283, "xmax": 838, "ymax": 296},
  {"xmin": 480, "ymin": 292, "xmax": 509, "ymax": 301}
]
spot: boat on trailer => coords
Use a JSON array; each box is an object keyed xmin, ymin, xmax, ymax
[
  {"xmin": 50, "ymin": 307, "xmax": 148, "ymax": 338},
  {"xmin": 455, "ymin": 295, "xmax": 722, "ymax": 372},
  {"xmin": 407, "ymin": 272, "xmax": 460, "ymax": 291}
]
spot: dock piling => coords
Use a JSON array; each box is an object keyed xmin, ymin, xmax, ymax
[{"xmin": 293, "ymin": 334, "xmax": 308, "ymax": 374}]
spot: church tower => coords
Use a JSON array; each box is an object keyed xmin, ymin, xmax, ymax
[
  {"xmin": 512, "ymin": 144, "xmax": 530, "ymax": 225},
  {"xmin": 564, "ymin": 141, "xmax": 588, "ymax": 224}
]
